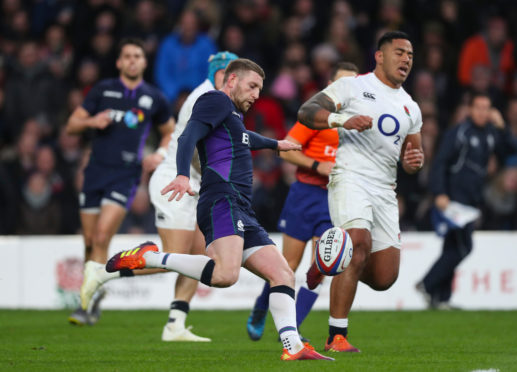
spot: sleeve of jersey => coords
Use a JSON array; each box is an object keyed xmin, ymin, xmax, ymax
[
  {"xmin": 321, "ymin": 77, "xmax": 353, "ymax": 112},
  {"xmin": 408, "ymin": 103, "xmax": 423, "ymax": 134},
  {"xmin": 153, "ymin": 91, "xmax": 172, "ymax": 125},
  {"xmin": 189, "ymin": 91, "xmax": 231, "ymax": 129},
  {"xmin": 81, "ymin": 83, "xmax": 103, "ymax": 115},
  {"xmin": 288, "ymin": 122, "xmax": 317, "ymax": 146},
  {"xmin": 176, "ymin": 119, "xmax": 212, "ymax": 177},
  {"xmin": 246, "ymin": 130, "xmax": 278, "ymax": 150}
]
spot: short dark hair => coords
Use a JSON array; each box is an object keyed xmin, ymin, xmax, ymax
[
  {"xmin": 223, "ymin": 58, "xmax": 265, "ymax": 83},
  {"xmin": 377, "ymin": 31, "xmax": 411, "ymax": 50},
  {"xmin": 331, "ymin": 61, "xmax": 359, "ymax": 80},
  {"xmin": 469, "ymin": 92, "xmax": 491, "ymax": 106},
  {"xmin": 117, "ymin": 38, "xmax": 146, "ymax": 58}
]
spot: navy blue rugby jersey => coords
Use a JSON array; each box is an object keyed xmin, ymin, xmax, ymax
[
  {"xmin": 82, "ymin": 78, "xmax": 171, "ymax": 168},
  {"xmin": 190, "ymin": 90, "xmax": 254, "ymax": 203}
]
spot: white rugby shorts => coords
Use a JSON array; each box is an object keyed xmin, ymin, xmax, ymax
[
  {"xmin": 328, "ymin": 171, "xmax": 401, "ymax": 252},
  {"xmin": 149, "ymin": 162, "xmax": 201, "ymax": 231}
]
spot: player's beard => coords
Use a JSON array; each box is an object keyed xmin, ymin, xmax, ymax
[{"xmin": 232, "ymin": 85, "xmax": 252, "ymax": 113}]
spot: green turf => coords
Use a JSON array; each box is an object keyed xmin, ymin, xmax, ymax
[{"xmin": 0, "ymin": 310, "xmax": 516, "ymax": 372}]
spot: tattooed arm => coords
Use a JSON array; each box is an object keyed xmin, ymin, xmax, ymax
[
  {"xmin": 297, "ymin": 92, "xmax": 337, "ymax": 130},
  {"xmin": 298, "ymin": 91, "xmax": 373, "ymax": 131}
]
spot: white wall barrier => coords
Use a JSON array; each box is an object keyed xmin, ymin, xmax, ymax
[{"xmin": 0, "ymin": 232, "xmax": 516, "ymax": 310}]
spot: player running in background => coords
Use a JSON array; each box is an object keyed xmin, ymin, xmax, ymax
[
  {"xmin": 246, "ymin": 62, "xmax": 359, "ymax": 342},
  {"xmin": 298, "ymin": 31, "xmax": 424, "ymax": 352},
  {"xmin": 106, "ymin": 59, "xmax": 333, "ymax": 361},
  {"xmin": 67, "ymin": 38, "xmax": 174, "ymax": 325}
]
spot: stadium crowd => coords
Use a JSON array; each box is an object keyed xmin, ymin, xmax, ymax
[{"xmin": 0, "ymin": 0, "xmax": 516, "ymax": 235}]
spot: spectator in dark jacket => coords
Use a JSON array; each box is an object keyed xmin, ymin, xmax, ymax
[{"xmin": 417, "ymin": 93, "xmax": 517, "ymax": 309}]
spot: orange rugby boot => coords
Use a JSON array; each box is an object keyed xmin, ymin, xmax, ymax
[
  {"xmin": 106, "ymin": 241, "xmax": 158, "ymax": 272},
  {"xmin": 324, "ymin": 335, "xmax": 360, "ymax": 352},
  {"xmin": 281, "ymin": 343, "xmax": 334, "ymax": 361}
]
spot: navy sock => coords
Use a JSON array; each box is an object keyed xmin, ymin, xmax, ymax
[
  {"xmin": 254, "ymin": 282, "xmax": 270, "ymax": 311},
  {"xmin": 329, "ymin": 325, "xmax": 348, "ymax": 342},
  {"xmin": 120, "ymin": 269, "xmax": 134, "ymax": 277},
  {"xmin": 295, "ymin": 286, "xmax": 318, "ymax": 327}
]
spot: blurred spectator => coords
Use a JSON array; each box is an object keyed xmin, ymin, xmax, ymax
[
  {"xmin": 87, "ymin": 31, "xmax": 117, "ymax": 79},
  {"xmin": 482, "ymin": 165, "xmax": 517, "ymax": 230},
  {"xmin": 154, "ymin": 9, "xmax": 216, "ymax": 103},
  {"xmin": 121, "ymin": 0, "xmax": 168, "ymax": 81},
  {"xmin": 418, "ymin": 93, "xmax": 517, "ymax": 309},
  {"xmin": 39, "ymin": 23, "xmax": 73, "ymax": 79},
  {"xmin": 310, "ymin": 43, "xmax": 339, "ymax": 89},
  {"xmin": 3, "ymin": 40, "xmax": 60, "ymax": 144},
  {"xmin": 506, "ymin": 97, "xmax": 517, "ymax": 136},
  {"xmin": 76, "ymin": 58, "xmax": 100, "ymax": 96},
  {"xmin": 458, "ymin": 15, "xmax": 515, "ymax": 93},
  {"xmin": 244, "ymin": 94, "xmax": 287, "ymax": 140},
  {"xmin": 325, "ymin": 15, "xmax": 363, "ymax": 70},
  {"xmin": 16, "ymin": 171, "xmax": 62, "ymax": 235},
  {"xmin": 0, "ymin": 161, "xmax": 19, "ymax": 234}
]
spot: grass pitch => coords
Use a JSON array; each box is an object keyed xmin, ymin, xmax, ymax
[{"xmin": 1, "ymin": 310, "xmax": 516, "ymax": 372}]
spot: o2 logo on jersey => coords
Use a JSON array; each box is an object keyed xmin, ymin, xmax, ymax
[
  {"xmin": 378, "ymin": 114, "xmax": 401, "ymax": 145},
  {"xmin": 109, "ymin": 109, "xmax": 145, "ymax": 129}
]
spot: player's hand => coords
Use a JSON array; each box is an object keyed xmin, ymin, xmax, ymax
[
  {"xmin": 277, "ymin": 140, "xmax": 302, "ymax": 152},
  {"xmin": 435, "ymin": 194, "xmax": 450, "ymax": 211},
  {"xmin": 489, "ymin": 108, "xmax": 505, "ymax": 129},
  {"xmin": 403, "ymin": 142, "xmax": 424, "ymax": 172},
  {"xmin": 91, "ymin": 110, "xmax": 112, "ymax": 129},
  {"xmin": 161, "ymin": 175, "xmax": 195, "ymax": 201},
  {"xmin": 343, "ymin": 115, "xmax": 373, "ymax": 132},
  {"xmin": 316, "ymin": 161, "xmax": 335, "ymax": 176},
  {"xmin": 142, "ymin": 153, "xmax": 163, "ymax": 174}
]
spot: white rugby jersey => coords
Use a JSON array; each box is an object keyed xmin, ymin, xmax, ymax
[
  {"xmin": 161, "ymin": 79, "xmax": 215, "ymax": 182},
  {"xmin": 322, "ymin": 72, "xmax": 422, "ymax": 187}
]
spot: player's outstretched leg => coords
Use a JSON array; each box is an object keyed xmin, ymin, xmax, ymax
[
  {"xmin": 246, "ymin": 282, "xmax": 270, "ymax": 341},
  {"xmin": 106, "ymin": 241, "xmax": 159, "ymax": 272}
]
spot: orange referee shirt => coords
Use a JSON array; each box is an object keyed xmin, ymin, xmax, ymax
[{"xmin": 288, "ymin": 121, "xmax": 339, "ymax": 188}]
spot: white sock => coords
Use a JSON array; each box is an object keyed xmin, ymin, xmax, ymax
[
  {"xmin": 329, "ymin": 316, "xmax": 348, "ymax": 328},
  {"xmin": 143, "ymin": 251, "xmax": 210, "ymax": 280},
  {"xmin": 86, "ymin": 260, "xmax": 120, "ymax": 283},
  {"xmin": 168, "ymin": 309, "xmax": 187, "ymax": 327},
  {"xmin": 269, "ymin": 288, "xmax": 304, "ymax": 354}
]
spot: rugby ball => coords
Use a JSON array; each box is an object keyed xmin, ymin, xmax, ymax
[{"xmin": 315, "ymin": 227, "xmax": 353, "ymax": 276}]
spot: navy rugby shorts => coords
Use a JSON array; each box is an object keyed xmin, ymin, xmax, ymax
[
  {"xmin": 80, "ymin": 162, "xmax": 140, "ymax": 210},
  {"xmin": 197, "ymin": 194, "xmax": 274, "ymax": 249},
  {"xmin": 277, "ymin": 181, "xmax": 332, "ymax": 241}
]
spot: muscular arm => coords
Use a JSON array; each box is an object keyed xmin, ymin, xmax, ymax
[
  {"xmin": 297, "ymin": 92, "xmax": 337, "ymax": 130},
  {"xmin": 298, "ymin": 91, "xmax": 373, "ymax": 131}
]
